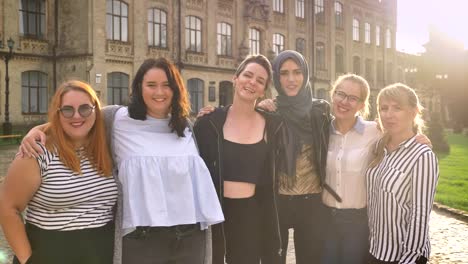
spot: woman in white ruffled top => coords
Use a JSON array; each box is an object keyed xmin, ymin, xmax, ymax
[{"xmin": 19, "ymin": 58, "xmax": 224, "ymax": 264}]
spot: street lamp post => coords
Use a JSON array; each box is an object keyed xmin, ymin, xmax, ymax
[{"xmin": 0, "ymin": 37, "xmax": 14, "ymax": 135}]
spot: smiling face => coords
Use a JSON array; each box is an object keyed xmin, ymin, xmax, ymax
[
  {"xmin": 233, "ymin": 62, "xmax": 268, "ymax": 101},
  {"xmin": 142, "ymin": 68, "xmax": 174, "ymax": 119},
  {"xmin": 378, "ymin": 97, "xmax": 417, "ymax": 137},
  {"xmin": 279, "ymin": 59, "xmax": 304, "ymax": 97},
  {"xmin": 332, "ymin": 80, "xmax": 365, "ymax": 121},
  {"xmin": 59, "ymin": 90, "xmax": 96, "ymax": 146}
]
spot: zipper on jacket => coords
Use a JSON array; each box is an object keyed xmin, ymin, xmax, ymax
[
  {"xmin": 208, "ymin": 119, "xmax": 227, "ymax": 257},
  {"xmin": 272, "ymin": 120, "xmax": 284, "ymax": 257}
]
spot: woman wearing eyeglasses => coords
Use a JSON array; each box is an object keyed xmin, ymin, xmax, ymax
[
  {"xmin": 0, "ymin": 80, "xmax": 118, "ymax": 264},
  {"xmin": 320, "ymin": 74, "xmax": 380, "ymax": 264}
]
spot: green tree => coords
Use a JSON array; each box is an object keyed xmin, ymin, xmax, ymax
[{"xmin": 426, "ymin": 112, "xmax": 450, "ymax": 153}]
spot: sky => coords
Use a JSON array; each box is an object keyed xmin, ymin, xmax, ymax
[{"xmin": 396, "ymin": 0, "xmax": 468, "ymax": 54}]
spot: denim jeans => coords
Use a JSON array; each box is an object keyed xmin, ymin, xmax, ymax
[
  {"xmin": 278, "ymin": 193, "xmax": 325, "ymax": 264},
  {"xmin": 321, "ymin": 206, "xmax": 369, "ymax": 264},
  {"xmin": 122, "ymin": 224, "xmax": 205, "ymax": 264}
]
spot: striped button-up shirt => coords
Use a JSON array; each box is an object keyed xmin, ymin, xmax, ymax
[{"xmin": 366, "ymin": 136, "xmax": 439, "ymax": 263}]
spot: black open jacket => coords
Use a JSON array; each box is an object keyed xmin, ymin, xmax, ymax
[{"xmin": 193, "ymin": 106, "xmax": 285, "ymax": 263}]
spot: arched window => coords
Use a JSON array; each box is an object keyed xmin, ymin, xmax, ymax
[
  {"xmin": 186, "ymin": 16, "xmax": 202, "ymax": 52},
  {"xmin": 19, "ymin": 0, "xmax": 46, "ymax": 38},
  {"xmin": 107, "ymin": 72, "xmax": 129, "ymax": 105},
  {"xmin": 334, "ymin": 2, "xmax": 343, "ymax": 29},
  {"xmin": 273, "ymin": 0, "xmax": 284, "ymax": 13},
  {"xmin": 21, "ymin": 71, "xmax": 48, "ymax": 114},
  {"xmin": 217, "ymin": 22, "xmax": 232, "ymax": 56},
  {"xmin": 353, "ymin": 56, "xmax": 361, "ymax": 75},
  {"xmin": 148, "ymin": 8, "xmax": 167, "ymax": 48},
  {"xmin": 273, "ymin": 33, "xmax": 285, "ymax": 55},
  {"xmin": 187, "ymin": 78, "xmax": 204, "ymax": 113},
  {"xmin": 106, "ymin": 0, "xmax": 129, "ymax": 41},
  {"xmin": 296, "ymin": 38, "xmax": 306, "ymax": 55},
  {"xmin": 316, "ymin": 42, "xmax": 326, "ymax": 70},
  {"xmin": 219, "ymin": 81, "xmax": 233, "ymax": 107},
  {"xmin": 365, "ymin": 58, "xmax": 373, "ymax": 82},
  {"xmin": 249, "ymin": 28, "xmax": 260, "ymax": 55},
  {"xmin": 335, "ymin": 45, "xmax": 344, "ymax": 74}
]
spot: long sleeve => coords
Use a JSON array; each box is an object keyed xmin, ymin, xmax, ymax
[{"xmin": 399, "ymin": 151, "xmax": 439, "ymax": 264}]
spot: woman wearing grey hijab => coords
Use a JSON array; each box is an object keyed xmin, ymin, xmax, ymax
[{"xmin": 268, "ymin": 50, "xmax": 340, "ymax": 264}]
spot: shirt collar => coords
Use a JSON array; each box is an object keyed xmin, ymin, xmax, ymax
[{"xmin": 330, "ymin": 116, "xmax": 365, "ymax": 135}]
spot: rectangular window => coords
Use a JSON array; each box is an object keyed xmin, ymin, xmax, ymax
[
  {"xmin": 217, "ymin": 22, "xmax": 232, "ymax": 56},
  {"xmin": 148, "ymin": 8, "xmax": 167, "ymax": 48},
  {"xmin": 315, "ymin": 0, "xmax": 325, "ymax": 24},
  {"xmin": 19, "ymin": 0, "xmax": 46, "ymax": 38},
  {"xmin": 365, "ymin": 22, "xmax": 371, "ymax": 44},
  {"xmin": 249, "ymin": 28, "xmax": 260, "ymax": 55},
  {"xmin": 376, "ymin": 26, "xmax": 381, "ymax": 46},
  {"xmin": 273, "ymin": 0, "xmax": 284, "ymax": 13},
  {"xmin": 295, "ymin": 0, "xmax": 304, "ymax": 18},
  {"xmin": 353, "ymin": 18, "xmax": 360, "ymax": 41},
  {"xmin": 186, "ymin": 16, "xmax": 202, "ymax": 52}
]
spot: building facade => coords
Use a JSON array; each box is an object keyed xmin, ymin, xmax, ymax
[{"xmin": 0, "ymin": 0, "xmax": 398, "ymax": 128}]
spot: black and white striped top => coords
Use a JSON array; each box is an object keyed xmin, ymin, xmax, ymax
[
  {"xmin": 25, "ymin": 143, "xmax": 118, "ymax": 231},
  {"xmin": 366, "ymin": 136, "xmax": 439, "ymax": 263}
]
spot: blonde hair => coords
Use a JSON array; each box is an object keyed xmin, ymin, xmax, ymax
[
  {"xmin": 369, "ymin": 83, "xmax": 425, "ymax": 167},
  {"xmin": 45, "ymin": 80, "xmax": 112, "ymax": 176},
  {"xmin": 330, "ymin": 74, "xmax": 370, "ymax": 118}
]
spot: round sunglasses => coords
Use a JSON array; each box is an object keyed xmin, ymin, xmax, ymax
[{"xmin": 58, "ymin": 104, "xmax": 96, "ymax": 118}]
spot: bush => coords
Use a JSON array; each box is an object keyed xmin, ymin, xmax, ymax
[
  {"xmin": 453, "ymin": 122, "xmax": 463, "ymax": 134},
  {"xmin": 426, "ymin": 112, "xmax": 450, "ymax": 153}
]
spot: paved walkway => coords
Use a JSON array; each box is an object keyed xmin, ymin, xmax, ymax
[{"xmin": 0, "ymin": 145, "xmax": 467, "ymax": 263}]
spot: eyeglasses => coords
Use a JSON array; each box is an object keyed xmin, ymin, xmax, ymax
[
  {"xmin": 58, "ymin": 104, "xmax": 95, "ymax": 118},
  {"xmin": 333, "ymin": 90, "xmax": 362, "ymax": 104}
]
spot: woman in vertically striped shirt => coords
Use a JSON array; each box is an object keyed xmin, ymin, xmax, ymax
[
  {"xmin": 367, "ymin": 83, "xmax": 439, "ymax": 264},
  {"xmin": 0, "ymin": 81, "xmax": 117, "ymax": 264}
]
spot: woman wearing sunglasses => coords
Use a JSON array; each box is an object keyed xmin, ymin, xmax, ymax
[
  {"xmin": 0, "ymin": 80, "xmax": 118, "ymax": 264},
  {"xmin": 17, "ymin": 58, "xmax": 224, "ymax": 264}
]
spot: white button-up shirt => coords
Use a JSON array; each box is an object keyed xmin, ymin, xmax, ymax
[{"xmin": 322, "ymin": 116, "xmax": 381, "ymax": 209}]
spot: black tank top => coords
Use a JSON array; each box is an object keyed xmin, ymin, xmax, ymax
[{"xmin": 222, "ymin": 136, "xmax": 269, "ymax": 185}]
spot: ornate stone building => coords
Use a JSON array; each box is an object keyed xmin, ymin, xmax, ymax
[{"xmin": 0, "ymin": 0, "xmax": 398, "ymax": 128}]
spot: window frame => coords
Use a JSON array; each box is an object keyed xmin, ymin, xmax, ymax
[
  {"xmin": 107, "ymin": 72, "xmax": 129, "ymax": 105},
  {"xmin": 19, "ymin": 0, "xmax": 46, "ymax": 38},
  {"xmin": 217, "ymin": 22, "xmax": 232, "ymax": 56},
  {"xmin": 187, "ymin": 78, "xmax": 204, "ymax": 113},
  {"xmin": 295, "ymin": 0, "xmax": 305, "ymax": 18},
  {"xmin": 21, "ymin": 71, "xmax": 48, "ymax": 114},
  {"xmin": 353, "ymin": 18, "xmax": 360, "ymax": 41},
  {"xmin": 106, "ymin": 0, "xmax": 129, "ymax": 42},
  {"xmin": 273, "ymin": 0, "xmax": 284, "ymax": 13},
  {"xmin": 249, "ymin": 28, "xmax": 261, "ymax": 55},
  {"xmin": 316, "ymin": 42, "xmax": 326, "ymax": 70},
  {"xmin": 273, "ymin": 33, "xmax": 285, "ymax": 56},
  {"xmin": 334, "ymin": 1, "xmax": 343, "ymax": 29},
  {"xmin": 185, "ymin": 15, "xmax": 203, "ymax": 53},
  {"xmin": 365, "ymin": 22, "xmax": 371, "ymax": 44},
  {"xmin": 148, "ymin": 8, "xmax": 167, "ymax": 48},
  {"xmin": 315, "ymin": 0, "xmax": 325, "ymax": 24}
]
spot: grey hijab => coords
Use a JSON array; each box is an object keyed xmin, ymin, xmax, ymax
[{"xmin": 272, "ymin": 50, "xmax": 314, "ymax": 178}]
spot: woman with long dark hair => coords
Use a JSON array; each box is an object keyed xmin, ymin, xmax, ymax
[{"xmin": 18, "ymin": 58, "xmax": 224, "ymax": 264}]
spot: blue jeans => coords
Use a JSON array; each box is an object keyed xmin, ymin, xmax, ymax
[{"xmin": 321, "ymin": 207, "xmax": 369, "ymax": 264}]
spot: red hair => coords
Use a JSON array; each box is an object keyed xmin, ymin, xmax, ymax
[{"xmin": 45, "ymin": 80, "xmax": 112, "ymax": 176}]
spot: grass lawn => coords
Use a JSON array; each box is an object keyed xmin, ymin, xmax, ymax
[{"xmin": 435, "ymin": 133, "xmax": 468, "ymax": 212}]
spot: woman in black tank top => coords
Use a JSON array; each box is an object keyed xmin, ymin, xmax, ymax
[{"xmin": 194, "ymin": 55, "xmax": 280, "ymax": 264}]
